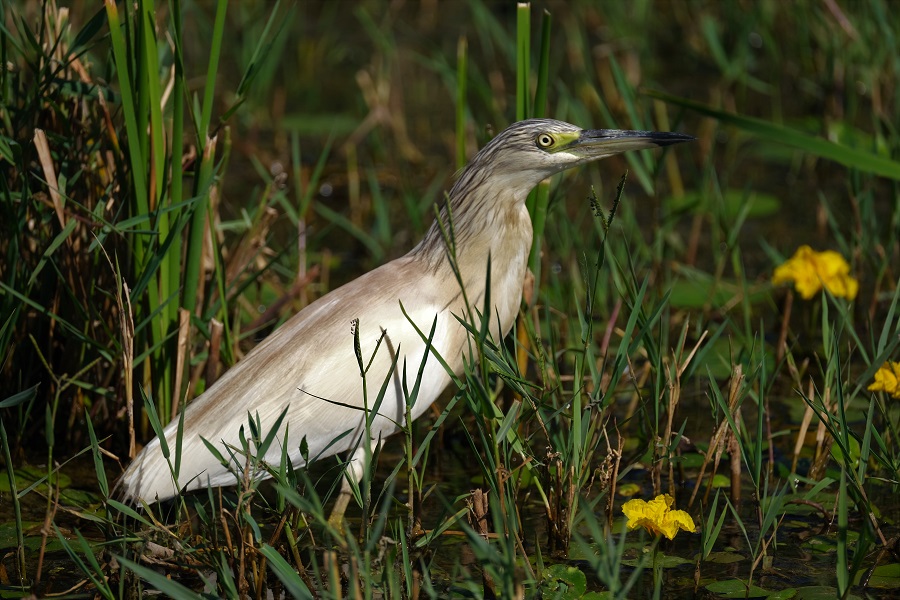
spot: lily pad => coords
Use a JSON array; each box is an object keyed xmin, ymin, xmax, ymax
[
  {"xmin": 0, "ymin": 521, "xmax": 65, "ymax": 553},
  {"xmin": 622, "ymin": 553, "xmax": 692, "ymax": 569},
  {"xmin": 703, "ymin": 551, "xmax": 744, "ymax": 564},
  {"xmin": 710, "ymin": 474, "xmax": 731, "ymax": 488},
  {"xmin": 829, "ymin": 436, "xmax": 860, "ymax": 468},
  {"xmin": 705, "ymin": 579, "xmax": 770, "ymax": 597},
  {"xmin": 0, "ymin": 465, "xmax": 72, "ymax": 493},
  {"xmin": 672, "ymin": 452, "xmax": 705, "ymax": 469},
  {"xmin": 617, "ymin": 482, "xmax": 641, "ymax": 497},
  {"xmin": 541, "ymin": 564, "xmax": 587, "ymax": 598},
  {"xmin": 803, "ymin": 535, "xmax": 836, "ymax": 553},
  {"xmin": 855, "ymin": 563, "xmax": 900, "ymax": 589},
  {"xmin": 794, "ymin": 586, "xmax": 862, "ymax": 600}
]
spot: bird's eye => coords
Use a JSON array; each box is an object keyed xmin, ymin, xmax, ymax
[{"xmin": 536, "ymin": 133, "xmax": 555, "ymax": 149}]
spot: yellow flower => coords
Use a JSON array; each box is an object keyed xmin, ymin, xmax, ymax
[
  {"xmin": 868, "ymin": 361, "xmax": 900, "ymax": 399},
  {"xmin": 621, "ymin": 494, "xmax": 696, "ymax": 540},
  {"xmin": 772, "ymin": 245, "xmax": 858, "ymax": 300}
]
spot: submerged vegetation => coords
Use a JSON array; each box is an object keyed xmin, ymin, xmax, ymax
[{"xmin": 2, "ymin": 0, "xmax": 900, "ymax": 598}]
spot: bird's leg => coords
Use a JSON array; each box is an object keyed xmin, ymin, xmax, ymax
[
  {"xmin": 327, "ymin": 477, "xmax": 353, "ymax": 530},
  {"xmin": 516, "ymin": 268, "xmax": 536, "ymax": 379},
  {"xmin": 522, "ymin": 267, "xmax": 536, "ymax": 309},
  {"xmin": 327, "ymin": 439, "xmax": 380, "ymax": 529}
]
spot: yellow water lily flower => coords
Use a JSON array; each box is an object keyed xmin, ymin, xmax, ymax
[
  {"xmin": 772, "ymin": 245, "xmax": 858, "ymax": 300},
  {"xmin": 868, "ymin": 361, "xmax": 900, "ymax": 399},
  {"xmin": 621, "ymin": 494, "xmax": 696, "ymax": 540}
]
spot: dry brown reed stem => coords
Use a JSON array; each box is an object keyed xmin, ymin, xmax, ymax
[
  {"xmin": 791, "ymin": 378, "xmax": 817, "ymax": 474},
  {"xmin": 725, "ymin": 366, "xmax": 744, "ymax": 505},
  {"xmin": 624, "ymin": 356, "xmax": 652, "ymax": 422},
  {"xmin": 34, "ymin": 478, "xmax": 61, "ymax": 584},
  {"xmin": 346, "ymin": 144, "xmax": 362, "ymax": 229},
  {"xmin": 33, "ymin": 129, "xmax": 66, "ymax": 231},
  {"xmin": 233, "ymin": 447, "xmax": 257, "ymax": 599},
  {"xmin": 468, "ymin": 489, "xmax": 495, "ymax": 595},
  {"xmin": 207, "ymin": 319, "xmax": 224, "ymax": 387},
  {"xmin": 411, "ymin": 569, "xmax": 422, "ymax": 600},
  {"xmin": 324, "ymin": 551, "xmax": 340, "ymax": 595},
  {"xmin": 469, "ymin": 488, "xmax": 490, "ymax": 540},
  {"xmin": 348, "ymin": 554, "xmax": 363, "ymax": 599},
  {"xmin": 684, "ymin": 212, "xmax": 704, "ymax": 268},
  {"xmin": 689, "ymin": 363, "xmax": 744, "ymax": 508},
  {"xmin": 764, "ymin": 383, "xmax": 775, "ymax": 479},
  {"xmin": 191, "ymin": 136, "xmax": 219, "ymax": 314},
  {"xmin": 116, "ymin": 283, "xmax": 137, "ymax": 459},
  {"xmin": 599, "ymin": 298, "xmax": 622, "ymax": 361},
  {"xmin": 512, "ymin": 501, "xmax": 537, "ymax": 582},
  {"xmin": 345, "ymin": 67, "xmax": 423, "ymax": 165},
  {"xmin": 662, "ymin": 355, "xmax": 682, "ymax": 494},
  {"xmin": 245, "ymin": 265, "xmax": 321, "ymax": 335},
  {"xmin": 659, "ymin": 322, "xmax": 707, "ymax": 496},
  {"xmin": 808, "ymin": 388, "xmax": 832, "ymax": 481},
  {"xmin": 728, "ymin": 422, "xmax": 742, "ymax": 503},
  {"xmin": 545, "ymin": 451, "xmax": 564, "ymax": 554},
  {"xmin": 172, "ymin": 308, "xmax": 191, "ymax": 420},
  {"xmin": 223, "ymin": 203, "xmax": 278, "ymax": 292},
  {"xmin": 776, "ymin": 290, "xmax": 793, "ymax": 365},
  {"xmin": 605, "ymin": 422, "xmax": 624, "ymax": 528}
]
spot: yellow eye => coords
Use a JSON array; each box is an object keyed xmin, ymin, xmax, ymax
[{"xmin": 536, "ymin": 133, "xmax": 555, "ymax": 148}]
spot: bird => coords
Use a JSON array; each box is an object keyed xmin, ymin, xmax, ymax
[{"xmin": 119, "ymin": 118, "xmax": 692, "ymax": 517}]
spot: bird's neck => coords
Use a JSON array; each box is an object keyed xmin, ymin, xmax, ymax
[
  {"xmin": 408, "ymin": 172, "xmax": 534, "ymax": 343},
  {"xmin": 410, "ymin": 175, "xmax": 534, "ymax": 275}
]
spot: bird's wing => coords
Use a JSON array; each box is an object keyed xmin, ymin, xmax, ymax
[{"xmin": 120, "ymin": 255, "xmax": 466, "ymax": 501}]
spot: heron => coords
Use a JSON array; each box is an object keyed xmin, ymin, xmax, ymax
[{"xmin": 119, "ymin": 118, "xmax": 692, "ymax": 518}]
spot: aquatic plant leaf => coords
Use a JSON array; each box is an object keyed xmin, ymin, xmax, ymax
[
  {"xmin": 116, "ymin": 555, "xmax": 209, "ymax": 599},
  {"xmin": 855, "ymin": 563, "xmax": 900, "ymax": 589},
  {"xmin": 542, "ymin": 563, "xmax": 588, "ymax": 597},
  {"xmin": 703, "ymin": 551, "xmax": 744, "ymax": 564},
  {"xmin": 260, "ymin": 544, "xmax": 314, "ymax": 599},
  {"xmin": 794, "ymin": 586, "xmax": 863, "ymax": 600},
  {"xmin": 705, "ymin": 579, "xmax": 770, "ymax": 597}
]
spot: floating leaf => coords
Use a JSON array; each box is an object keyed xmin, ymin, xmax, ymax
[
  {"xmin": 711, "ymin": 474, "xmax": 731, "ymax": 488},
  {"xmin": 794, "ymin": 586, "xmax": 862, "ymax": 600},
  {"xmin": 855, "ymin": 563, "xmax": 900, "ymax": 589},
  {"xmin": 542, "ymin": 564, "xmax": 587, "ymax": 598},
  {"xmin": 705, "ymin": 579, "xmax": 770, "ymax": 597},
  {"xmin": 618, "ymin": 482, "xmax": 641, "ymax": 497},
  {"xmin": 703, "ymin": 551, "xmax": 745, "ymax": 564},
  {"xmin": 622, "ymin": 554, "xmax": 692, "ymax": 568},
  {"xmin": 830, "ymin": 436, "xmax": 861, "ymax": 468},
  {"xmin": 0, "ymin": 465, "xmax": 72, "ymax": 493},
  {"xmin": 672, "ymin": 452, "xmax": 705, "ymax": 469}
]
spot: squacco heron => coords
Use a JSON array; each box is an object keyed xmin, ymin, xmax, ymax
[{"xmin": 120, "ymin": 119, "xmax": 692, "ymax": 513}]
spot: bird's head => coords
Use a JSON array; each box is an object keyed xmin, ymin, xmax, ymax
[{"xmin": 455, "ymin": 118, "xmax": 693, "ymax": 198}]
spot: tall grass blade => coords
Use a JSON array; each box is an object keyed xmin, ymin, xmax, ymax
[
  {"xmin": 260, "ymin": 544, "xmax": 315, "ymax": 599},
  {"xmin": 649, "ymin": 90, "xmax": 900, "ymax": 180}
]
